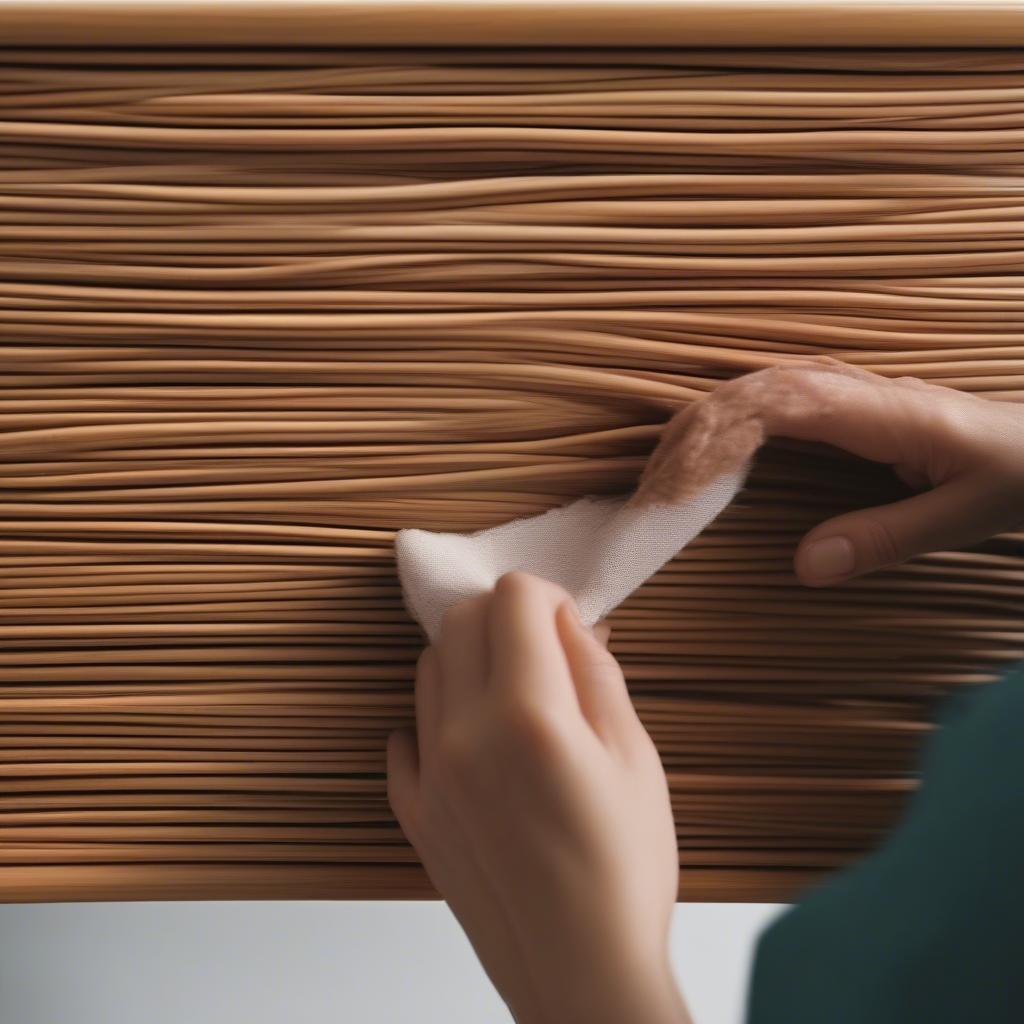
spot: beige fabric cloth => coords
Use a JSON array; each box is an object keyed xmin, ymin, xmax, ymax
[{"xmin": 396, "ymin": 465, "xmax": 748, "ymax": 639}]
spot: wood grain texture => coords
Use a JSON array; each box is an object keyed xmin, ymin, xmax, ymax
[
  {"xmin": 2, "ymin": 3, "xmax": 1023, "ymax": 48},
  {"xmin": 1, "ymin": 41, "xmax": 1022, "ymax": 902}
]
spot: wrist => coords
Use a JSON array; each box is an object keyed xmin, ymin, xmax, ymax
[{"xmin": 514, "ymin": 941, "xmax": 689, "ymax": 1024}]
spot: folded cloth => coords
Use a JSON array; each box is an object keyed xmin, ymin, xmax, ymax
[{"xmin": 395, "ymin": 465, "xmax": 748, "ymax": 640}]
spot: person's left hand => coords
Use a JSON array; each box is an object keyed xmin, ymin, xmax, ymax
[{"xmin": 387, "ymin": 572, "xmax": 690, "ymax": 1024}]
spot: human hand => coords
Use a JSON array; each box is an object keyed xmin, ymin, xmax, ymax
[
  {"xmin": 641, "ymin": 363, "xmax": 1024, "ymax": 587},
  {"xmin": 767, "ymin": 365, "xmax": 1024, "ymax": 585},
  {"xmin": 386, "ymin": 572, "xmax": 690, "ymax": 1024}
]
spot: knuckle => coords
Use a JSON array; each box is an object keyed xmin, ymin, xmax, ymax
[
  {"xmin": 575, "ymin": 653, "xmax": 626, "ymax": 697},
  {"xmin": 764, "ymin": 365, "xmax": 806, "ymax": 385},
  {"xmin": 859, "ymin": 515, "xmax": 903, "ymax": 567},
  {"xmin": 761, "ymin": 364, "xmax": 825, "ymax": 391},
  {"xmin": 927, "ymin": 396, "xmax": 975, "ymax": 440},
  {"xmin": 500, "ymin": 700, "xmax": 570, "ymax": 759},
  {"xmin": 714, "ymin": 366, "xmax": 771, "ymax": 402},
  {"xmin": 435, "ymin": 722, "xmax": 480, "ymax": 775},
  {"xmin": 580, "ymin": 641, "xmax": 622, "ymax": 677}
]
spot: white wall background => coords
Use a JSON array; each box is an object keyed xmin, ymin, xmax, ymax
[{"xmin": 0, "ymin": 901, "xmax": 783, "ymax": 1024}]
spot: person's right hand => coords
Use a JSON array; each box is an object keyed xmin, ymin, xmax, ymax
[
  {"xmin": 387, "ymin": 572, "xmax": 689, "ymax": 1024},
  {"xmin": 683, "ymin": 364, "xmax": 1024, "ymax": 586}
]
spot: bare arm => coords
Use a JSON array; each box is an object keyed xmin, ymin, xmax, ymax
[{"xmin": 387, "ymin": 572, "xmax": 692, "ymax": 1024}]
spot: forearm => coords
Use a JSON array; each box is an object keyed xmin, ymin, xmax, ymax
[{"xmin": 388, "ymin": 578, "xmax": 692, "ymax": 1024}]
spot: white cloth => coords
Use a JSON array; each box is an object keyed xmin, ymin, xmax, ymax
[{"xmin": 395, "ymin": 466, "xmax": 748, "ymax": 640}]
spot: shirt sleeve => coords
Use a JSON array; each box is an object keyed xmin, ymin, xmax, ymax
[{"xmin": 745, "ymin": 664, "xmax": 1024, "ymax": 1024}]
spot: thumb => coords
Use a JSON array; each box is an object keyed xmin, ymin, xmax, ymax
[{"xmin": 794, "ymin": 474, "xmax": 1004, "ymax": 586}]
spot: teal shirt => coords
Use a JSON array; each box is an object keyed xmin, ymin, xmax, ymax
[{"xmin": 747, "ymin": 665, "xmax": 1024, "ymax": 1023}]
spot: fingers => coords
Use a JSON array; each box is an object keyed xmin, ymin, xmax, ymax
[
  {"xmin": 728, "ymin": 363, "xmax": 1024, "ymax": 584},
  {"xmin": 795, "ymin": 473, "xmax": 1016, "ymax": 585},
  {"xmin": 386, "ymin": 727, "xmax": 420, "ymax": 837},
  {"xmin": 753, "ymin": 364, "xmax": 939, "ymax": 469},
  {"xmin": 555, "ymin": 601, "xmax": 640, "ymax": 750},
  {"xmin": 486, "ymin": 571, "xmax": 579, "ymax": 710}
]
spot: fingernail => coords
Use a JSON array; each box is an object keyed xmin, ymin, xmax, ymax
[{"xmin": 802, "ymin": 536, "xmax": 855, "ymax": 583}]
